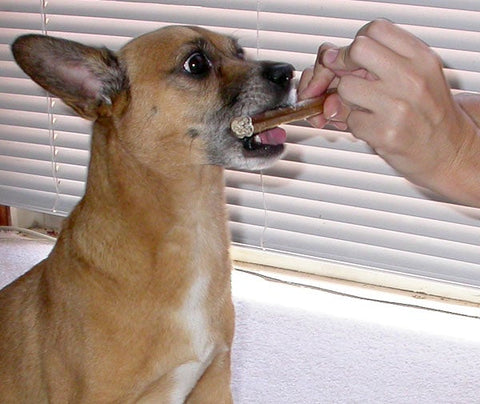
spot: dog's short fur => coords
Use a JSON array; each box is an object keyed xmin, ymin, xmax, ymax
[{"xmin": 0, "ymin": 26, "xmax": 293, "ymax": 403}]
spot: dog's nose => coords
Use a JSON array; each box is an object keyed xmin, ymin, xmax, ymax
[{"xmin": 262, "ymin": 62, "xmax": 294, "ymax": 89}]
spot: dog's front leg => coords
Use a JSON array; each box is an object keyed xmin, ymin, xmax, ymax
[{"xmin": 186, "ymin": 350, "xmax": 233, "ymax": 404}]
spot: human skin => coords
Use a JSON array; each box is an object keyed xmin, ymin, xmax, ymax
[{"xmin": 298, "ymin": 20, "xmax": 480, "ymax": 207}]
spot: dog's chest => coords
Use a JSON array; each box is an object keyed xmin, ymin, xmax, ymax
[{"xmin": 169, "ymin": 274, "xmax": 216, "ymax": 403}]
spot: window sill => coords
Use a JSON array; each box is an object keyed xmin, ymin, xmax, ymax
[{"xmin": 231, "ymin": 245, "xmax": 480, "ymax": 317}]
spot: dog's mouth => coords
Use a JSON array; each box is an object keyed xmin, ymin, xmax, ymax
[
  {"xmin": 240, "ymin": 126, "xmax": 287, "ymax": 152},
  {"xmin": 214, "ymin": 85, "xmax": 296, "ymax": 169},
  {"xmin": 233, "ymin": 102, "xmax": 290, "ymax": 156}
]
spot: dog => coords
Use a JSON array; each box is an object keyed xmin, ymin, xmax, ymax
[{"xmin": 0, "ymin": 26, "xmax": 293, "ymax": 403}]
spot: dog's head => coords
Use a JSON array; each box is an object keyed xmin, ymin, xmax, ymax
[{"xmin": 12, "ymin": 26, "xmax": 294, "ymax": 171}]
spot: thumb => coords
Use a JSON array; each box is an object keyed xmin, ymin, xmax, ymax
[
  {"xmin": 322, "ymin": 44, "xmax": 377, "ymax": 81},
  {"xmin": 322, "ymin": 45, "xmax": 360, "ymax": 73}
]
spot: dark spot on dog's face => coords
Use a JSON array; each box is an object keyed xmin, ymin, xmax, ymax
[
  {"xmin": 187, "ymin": 128, "xmax": 200, "ymax": 138},
  {"xmin": 147, "ymin": 106, "xmax": 159, "ymax": 120}
]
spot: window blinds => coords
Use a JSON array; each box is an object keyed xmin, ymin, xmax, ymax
[{"xmin": 1, "ymin": 0, "xmax": 479, "ymax": 288}]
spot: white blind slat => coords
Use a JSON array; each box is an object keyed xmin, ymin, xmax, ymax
[
  {"xmin": 0, "ymin": 156, "xmax": 87, "ymax": 183},
  {"xmin": 0, "ymin": 140, "xmax": 89, "ymax": 166},
  {"xmin": 228, "ymin": 205, "xmax": 480, "ymax": 261},
  {"xmin": 230, "ymin": 222, "xmax": 480, "ymax": 287},
  {"xmin": 0, "ymin": 170, "xmax": 84, "ymax": 196},
  {"xmin": 0, "ymin": 185, "xmax": 79, "ymax": 216},
  {"xmin": 0, "ymin": 125, "xmax": 91, "ymax": 150},
  {"xmin": 225, "ymin": 171, "xmax": 480, "ymax": 225},
  {"xmin": 226, "ymin": 188, "xmax": 480, "ymax": 246}
]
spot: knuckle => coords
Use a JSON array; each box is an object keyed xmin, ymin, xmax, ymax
[
  {"xmin": 407, "ymin": 73, "xmax": 428, "ymax": 96},
  {"xmin": 383, "ymin": 130, "xmax": 407, "ymax": 154},
  {"xmin": 318, "ymin": 42, "xmax": 335, "ymax": 57},
  {"xmin": 393, "ymin": 98, "xmax": 411, "ymax": 118},
  {"xmin": 381, "ymin": 101, "xmax": 412, "ymax": 151},
  {"xmin": 360, "ymin": 19, "xmax": 392, "ymax": 38},
  {"xmin": 373, "ymin": 127, "xmax": 401, "ymax": 155},
  {"xmin": 348, "ymin": 36, "xmax": 369, "ymax": 64},
  {"xmin": 336, "ymin": 76, "xmax": 353, "ymax": 97},
  {"xmin": 423, "ymin": 48, "xmax": 444, "ymax": 71}
]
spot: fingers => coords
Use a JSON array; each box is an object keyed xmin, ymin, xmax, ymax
[
  {"xmin": 298, "ymin": 20, "xmax": 430, "ymax": 131},
  {"xmin": 297, "ymin": 60, "xmax": 351, "ymax": 130},
  {"xmin": 306, "ymin": 93, "xmax": 349, "ymax": 130},
  {"xmin": 336, "ymin": 74, "xmax": 381, "ymax": 113},
  {"xmin": 323, "ymin": 93, "xmax": 350, "ymax": 130},
  {"xmin": 297, "ymin": 44, "xmax": 337, "ymax": 100},
  {"xmin": 297, "ymin": 44, "xmax": 347, "ymax": 129},
  {"xmin": 296, "ymin": 67, "xmax": 313, "ymax": 97},
  {"xmin": 322, "ymin": 35, "xmax": 405, "ymax": 81},
  {"xmin": 356, "ymin": 19, "xmax": 431, "ymax": 59},
  {"xmin": 320, "ymin": 20, "xmax": 432, "ymax": 81}
]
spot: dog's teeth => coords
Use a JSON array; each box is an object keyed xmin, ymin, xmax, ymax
[{"xmin": 254, "ymin": 135, "xmax": 261, "ymax": 144}]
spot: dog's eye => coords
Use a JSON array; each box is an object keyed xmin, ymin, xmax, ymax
[{"xmin": 183, "ymin": 52, "xmax": 211, "ymax": 76}]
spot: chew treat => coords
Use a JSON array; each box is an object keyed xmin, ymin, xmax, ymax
[{"xmin": 231, "ymin": 94, "xmax": 328, "ymax": 139}]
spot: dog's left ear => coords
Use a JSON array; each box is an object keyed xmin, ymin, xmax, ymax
[{"xmin": 12, "ymin": 34, "xmax": 128, "ymax": 120}]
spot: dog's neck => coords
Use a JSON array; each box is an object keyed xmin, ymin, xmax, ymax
[
  {"xmin": 56, "ymin": 120, "xmax": 230, "ymax": 283},
  {"xmin": 88, "ymin": 120, "xmax": 226, "ymax": 221}
]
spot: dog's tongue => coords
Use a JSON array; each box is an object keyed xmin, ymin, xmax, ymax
[{"xmin": 257, "ymin": 127, "xmax": 287, "ymax": 145}]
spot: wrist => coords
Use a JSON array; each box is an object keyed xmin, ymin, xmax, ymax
[{"xmin": 428, "ymin": 111, "xmax": 480, "ymax": 207}]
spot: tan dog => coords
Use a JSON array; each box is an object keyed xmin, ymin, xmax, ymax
[{"xmin": 0, "ymin": 26, "xmax": 293, "ymax": 403}]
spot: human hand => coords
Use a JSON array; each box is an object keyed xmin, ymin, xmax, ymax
[{"xmin": 298, "ymin": 20, "xmax": 480, "ymax": 206}]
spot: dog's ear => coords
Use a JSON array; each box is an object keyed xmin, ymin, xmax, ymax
[{"xmin": 12, "ymin": 34, "xmax": 128, "ymax": 120}]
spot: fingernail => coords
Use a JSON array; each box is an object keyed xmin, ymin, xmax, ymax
[
  {"xmin": 326, "ymin": 111, "xmax": 338, "ymax": 121},
  {"xmin": 324, "ymin": 48, "xmax": 339, "ymax": 64}
]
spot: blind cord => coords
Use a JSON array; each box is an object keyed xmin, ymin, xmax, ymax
[
  {"xmin": 256, "ymin": 0, "xmax": 268, "ymax": 251},
  {"xmin": 41, "ymin": 0, "xmax": 60, "ymax": 214}
]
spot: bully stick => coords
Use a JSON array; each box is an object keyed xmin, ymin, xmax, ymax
[{"xmin": 231, "ymin": 93, "xmax": 329, "ymax": 138}]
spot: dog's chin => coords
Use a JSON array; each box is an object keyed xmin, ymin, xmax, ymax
[
  {"xmin": 235, "ymin": 143, "xmax": 285, "ymax": 171},
  {"xmin": 206, "ymin": 129, "xmax": 286, "ymax": 171}
]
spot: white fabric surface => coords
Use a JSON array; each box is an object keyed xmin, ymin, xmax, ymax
[{"xmin": 1, "ymin": 231, "xmax": 480, "ymax": 403}]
